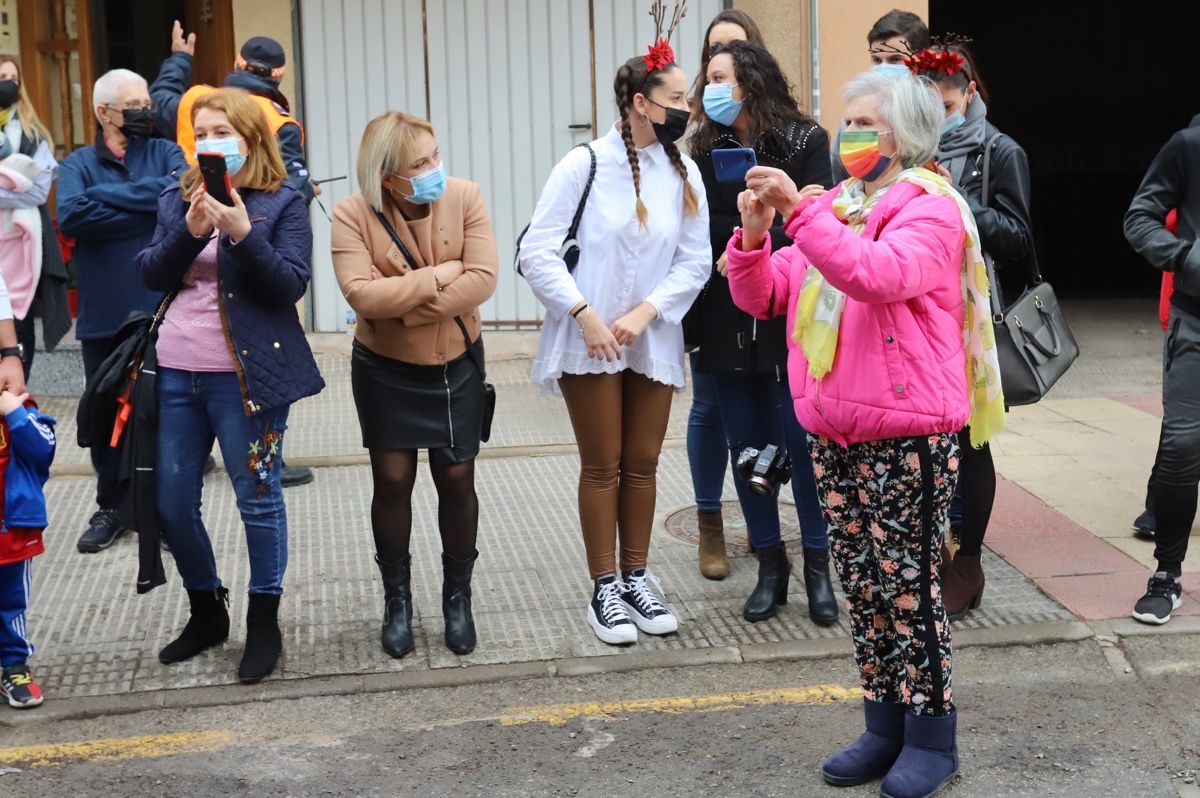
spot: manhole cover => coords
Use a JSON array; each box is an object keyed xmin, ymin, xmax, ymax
[{"xmin": 663, "ymin": 500, "xmax": 802, "ymax": 554}]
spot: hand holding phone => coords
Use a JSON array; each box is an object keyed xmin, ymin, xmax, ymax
[
  {"xmin": 197, "ymin": 152, "xmax": 234, "ymax": 206},
  {"xmin": 712, "ymin": 147, "xmax": 757, "ymax": 183}
]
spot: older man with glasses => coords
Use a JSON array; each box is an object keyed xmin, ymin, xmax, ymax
[{"xmin": 56, "ymin": 69, "xmax": 188, "ymax": 554}]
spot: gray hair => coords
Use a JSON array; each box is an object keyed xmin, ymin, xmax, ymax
[
  {"xmin": 843, "ymin": 71, "xmax": 943, "ymax": 168},
  {"xmin": 92, "ymin": 69, "xmax": 148, "ymax": 119}
]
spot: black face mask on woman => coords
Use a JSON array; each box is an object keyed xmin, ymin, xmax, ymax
[
  {"xmin": 0, "ymin": 80, "xmax": 19, "ymax": 109},
  {"xmin": 117, "ymin": 107, "xmax": 154, "ymax": 139},
  {"xmin": 645, "ymin": 99, "xmax": 688, "ymax": 147}
]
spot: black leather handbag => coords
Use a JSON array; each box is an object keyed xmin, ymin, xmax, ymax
[{"xmin": 980, "ymin": 134, "xmax": 1079, "ymax": 406}]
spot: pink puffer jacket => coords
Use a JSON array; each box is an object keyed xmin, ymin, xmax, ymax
[{"xmin": 726, "ymin": 181, "xmax": 969, "ymax": 447}]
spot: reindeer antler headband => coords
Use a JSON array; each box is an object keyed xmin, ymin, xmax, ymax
[
  {"xmin": 904, "ymin": 34, "xmax": 974, "ymax": 76},
  {"xmin": 643, "ymin": 1, "xmax": 688, "ymax": 72}
]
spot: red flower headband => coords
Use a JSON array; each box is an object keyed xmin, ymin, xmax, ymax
[
  {"xmin": 904, "ymin": 48, "xmax": 965, "ymax": 76},
  {"xmin": 643, "ymin": 1, "xmax": 687, "ymax": 72}
]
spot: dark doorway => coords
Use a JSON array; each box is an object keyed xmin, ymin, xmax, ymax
[
  {"xmin": 92, "ymin": 0, "xmax": 185, "ymax": 79},
  {"xmin": 929, "ymin": 2, "xmax": 1200, "ymax": 297}
]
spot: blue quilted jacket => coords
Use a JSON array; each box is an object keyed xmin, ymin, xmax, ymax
[{"xmin": 135, "ymin": 182, "xmax": 324, "ymax": 414}]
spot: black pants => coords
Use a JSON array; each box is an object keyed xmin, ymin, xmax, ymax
[
  {"xmin": 80, "ymin": 338, "xmax": 124, "ymax": 511},
  {"xmin": 1152, "ymin": 307, "xmax": 1200, "ymax": 574},
  {"xmin": 13, "ymin": 315, "xmax": 34, "ymax": 381}
]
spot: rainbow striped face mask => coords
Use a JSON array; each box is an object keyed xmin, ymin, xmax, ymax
[{"xmin": 839, "ymin": 129, "xmax": 894, "ymax": 181}]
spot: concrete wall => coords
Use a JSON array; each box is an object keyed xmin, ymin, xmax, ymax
[
  {"xmin": 231, "ymin": 0, "xmax": 298, "ymax": 113},
  {"xmin": 733, "ymin": 0, "xmax": 929, "ymax": 132}
]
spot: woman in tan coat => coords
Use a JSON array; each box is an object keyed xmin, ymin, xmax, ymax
[{"xmin": 332, "ymin": 111, "xmax": 498, "ymax": 659}]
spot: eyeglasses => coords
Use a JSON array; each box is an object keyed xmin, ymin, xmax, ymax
[{"xmin": 104, "ymin": 102, "xmax": 154, "ymax": 112}]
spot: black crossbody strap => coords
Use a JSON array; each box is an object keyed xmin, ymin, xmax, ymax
[
  {"xmin": 567, "ymin": 144, "xmax": 598, "ymax": 242},
  {"xmin": 372, "ymin": 208, "xmax": 487, "ymax": 380}
]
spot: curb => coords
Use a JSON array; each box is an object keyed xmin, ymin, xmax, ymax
[{"xmin": 0, "ymin": 619, "xmax": 1117, "ymax": 728}]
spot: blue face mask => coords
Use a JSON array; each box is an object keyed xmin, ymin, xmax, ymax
[
  {"xmin": 871, "ymin": 63, "xmax": 910, "ymax": 80},
  {"xmin": 198, "ymin": 136, "xmax": 246, "ymax": 175},
  {"xmin": 703, "ymin": 82, "xmax": 744, "ymax": 127},
  {"xmin": 394, "ymin": 161, "xmax": 447, "ymax": 204},
  {"xmin": 940, "ymin": 111, "xmax": 965, "ymax": 136}
]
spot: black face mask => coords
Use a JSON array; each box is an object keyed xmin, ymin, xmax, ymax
[
  {"xmin": 651, "ymin": 105, "xmax": 689, "ymax": 148},
  {"xmin": 117, "ymin": 107, "xmax": 154, "ymax": 139},
  {"xmin": 0, "ymin": 81, "xmax": 19, "ymax": 109}
]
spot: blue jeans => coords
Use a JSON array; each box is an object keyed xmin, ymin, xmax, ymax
[
  {"xmin": 156, "ymin": 368, "xmax": 291, "ymax": 595},
  {"xmin": 686, "ymin": 352, "xmax": 728, "ymax": 514},
  {"xmin": 713, "ymin": 371, "xmax": 828, "ymax": 550}
]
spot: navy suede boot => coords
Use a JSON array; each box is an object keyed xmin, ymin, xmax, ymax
[
  {"xmin": 880, "ymin": 710, "xmax": 960, "ymax": 798},
  {"xmin": 821, "ymin": 699, "xmax": 906, "ymax": 786}
]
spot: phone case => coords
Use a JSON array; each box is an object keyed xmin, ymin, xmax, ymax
[
  {"xmin": 197, "ymin": 152, "xmax": 235, "ymax": 206},
  {"xmin": 712, "ymin": 147, "xmax": 757, "ymax": 183}
]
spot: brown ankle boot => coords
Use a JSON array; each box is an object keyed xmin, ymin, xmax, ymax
[
  {"xmin": 943, "ymin": 552, "xmax": 985, "ymax": 621},
  {"xmin": 697, "ymin": 510, "xmax": 730, "ymax": 580}
]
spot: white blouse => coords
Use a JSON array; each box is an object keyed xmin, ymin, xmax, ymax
[{"xmin": 520, "ymin": 123, "xmax": 711, "ymax": 395}]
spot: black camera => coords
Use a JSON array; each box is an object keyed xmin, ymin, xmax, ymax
[{"xmin": 734, "ymin": 444, "xmax": 793, "ymax": 496}]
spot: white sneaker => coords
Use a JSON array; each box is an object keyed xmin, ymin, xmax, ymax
[
  {"xmin": 587, "ymin": 575, "xmax": 638, "ymax": 645},
  {"xmin": 620, "ymin": 569, "xmax": 679, "ymax": 635}
]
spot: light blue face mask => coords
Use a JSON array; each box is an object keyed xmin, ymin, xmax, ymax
[
  {"xmin": 871, "ymin": 63, "xmax": 910, "ymax": 80},
  {"xmin": 198, "ymin": 136, "xmax": 246, "ymax": 175},
  {"xmin": 393, "ymin": 161, "xmax": 447, "ymax": 204},
  {"xmin": 940, "ymin": 111, "xmax": 965, "ymax": 136},
  {"xmin": 703, "ymin": 82, "xmax": 744, "ymax": 127}
]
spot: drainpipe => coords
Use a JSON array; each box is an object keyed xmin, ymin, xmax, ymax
[{"xmin": 809, "ymin": 0, "xmax": 820, "ymax": 121}]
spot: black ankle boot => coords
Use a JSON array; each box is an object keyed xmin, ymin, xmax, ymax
[
  {"xmin": 375, "ymin": 554, "xmax": 414, "ymax": 658},
  {"xmin": 442, "ymin": 550, "xmax": 478, "ymax": 654},
  {"xmin": 238, "ymin": 593, "xmax": 282, "ymax": 684},
  {"xmin": 802, "ymin": 546, "xmax": 839, "ymax": 626},
  {"xmin": 743, "ymin": 546, "xmax": 791, "ymax": 622},
  {"xmin": 159, "ymin": 587, "xmax": 230, "ymax": 664}
]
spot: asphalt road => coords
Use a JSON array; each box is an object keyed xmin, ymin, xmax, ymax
[{"xmin": 1, "ymin": 634, "xmax": 1198, "ymax": 798}]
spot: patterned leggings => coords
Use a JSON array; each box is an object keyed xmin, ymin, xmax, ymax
[{"xmin": 809, "ymin": 433, "xmax": 960, "ymax": 717}]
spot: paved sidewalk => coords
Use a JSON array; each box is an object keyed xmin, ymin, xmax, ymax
[{"xmin": 15, "ymin": 298, "xmax": 1193, "ymax": 705}]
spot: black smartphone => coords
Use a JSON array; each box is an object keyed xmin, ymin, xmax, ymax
[
  {"xmin": 196, "ymin": 152, "xmax": 234, "ymax": 206},
  {"xmin": 712, "ymin": 147, "xmax": 757, "ymax": 183}
]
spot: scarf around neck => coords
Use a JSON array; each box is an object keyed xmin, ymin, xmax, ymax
[
  {"xmin": 936, "ymin": 95, "xmax": 988, "ymax": 184},
  {"xmin": 792, "ymin": 169, "xmax": 1006, "ymax": 447}
]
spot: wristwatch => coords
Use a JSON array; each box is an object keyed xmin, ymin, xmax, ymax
[{"xmin": 0, "ymin": 344, "xmax": 24, "ymax": 360}]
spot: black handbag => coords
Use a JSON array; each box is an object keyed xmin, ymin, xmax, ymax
[
  {"xmin": 514, "ymin": 143, "xmax": 596, "ymax": 275},
  {"xmin": 980, "ymin": 134, "xmax": 1079, "ymax": 406},
  {"xmin": 372, "ymin": 210, "xmax": 496, "ymax": 443}
]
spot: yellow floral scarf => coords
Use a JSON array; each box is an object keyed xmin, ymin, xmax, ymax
[{"xmin": 792, "ymin": 168, "xmax": 1006, "ymax": 447}]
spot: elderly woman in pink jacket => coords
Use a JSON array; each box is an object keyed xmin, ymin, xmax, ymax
[{"xmin": 726, "ymin": 71, "xmax": 1005, "ymax": 798}]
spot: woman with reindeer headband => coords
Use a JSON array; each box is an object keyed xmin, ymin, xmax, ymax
[
  {"xmin": 909, "ymin": 37, "xmax": 1035, "ymax": 623},
  {"xmin": 519, "ymin": 1, "xmax": 709, "ymax": 646}
]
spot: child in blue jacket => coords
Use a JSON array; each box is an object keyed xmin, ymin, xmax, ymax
[{"xmin": 0, "ymin": 389, "xmax": 56, "ymax": 708}]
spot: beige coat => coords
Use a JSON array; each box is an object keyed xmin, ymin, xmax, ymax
[{"xmin": 331, "ymin": 178, "xmax": 498, "ymax": 365}]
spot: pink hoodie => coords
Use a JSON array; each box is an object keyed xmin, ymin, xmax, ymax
[{"xmin": 725, "ymin": 181, "xmax": 969, "ymax": 447}]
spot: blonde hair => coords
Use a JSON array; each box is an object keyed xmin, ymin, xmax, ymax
[
  {"xmin": 356, "ymin": 111, "xmax": 436, "ymax": 212},
  {"xmin": 0, "ymin": 55, "xmax": 54, "ymax": 147},
  {"xmin": 180, "ymin": 88, "xmax": 287, "ymax": 199}
]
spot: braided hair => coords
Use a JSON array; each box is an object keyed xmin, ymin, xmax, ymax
[{"xmin": 614, "ymin": 56, "xmax": 701, "ymax": 228}]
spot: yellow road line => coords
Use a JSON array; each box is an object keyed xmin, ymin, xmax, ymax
[
  {"xmin": 0, "ymin": 730, "xmax": 234, "ymax": 768},
  {"xmin": 501, "ymin": 684, "xmax": 859, "ymax": 726}
]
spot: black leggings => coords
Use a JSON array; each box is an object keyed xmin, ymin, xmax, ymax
[
  {"xmin": 955, "ymin": 426, "xmax": 996, "ymax": 558},
  {"xmin": 368, "ymin": 449, "xmax": 479, "ymax": 564}
]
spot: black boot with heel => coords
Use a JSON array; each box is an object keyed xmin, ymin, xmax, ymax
[
  {"xmin": 375, "ymin": 553, "xmax": 415, "ymax": 658},
  {"xmin": 743, "ymin": 545, "xmax": 791, "ymax": 622},
  {"xmin": 238, "ymin": 593, "xmax": 282, "ymax": 684},
  {"xmin": 443, "ymin": 550, "xmax": 478, "ymax": 655},
  {"xmin": 802, "ymin": 546, "xmax": 839, "ymax": 626},
  {"xmin": 159, "ymin": 587, "xmax": 230, "ymax": 664}
]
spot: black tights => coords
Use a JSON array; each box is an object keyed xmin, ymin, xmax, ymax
[
  {"xmin": 368, "ymin": 449, "xmax": 479, "ymax": 564},
  {"xmin": 955, "ymin": 426, "xmax": 996, "ymax": 558}
]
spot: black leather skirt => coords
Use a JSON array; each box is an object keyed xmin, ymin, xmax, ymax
[{"xmin": 350, "ymin": 340, "xmax": 484, "ymax": 465}]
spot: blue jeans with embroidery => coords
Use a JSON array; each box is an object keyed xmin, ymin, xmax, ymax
[{"xmin": 156, "ymin": 367, "xmax": 291, "ymax": 595}]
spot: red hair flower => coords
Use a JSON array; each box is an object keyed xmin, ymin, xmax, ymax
[
  {"xmin": 904, "ymin": 48, "xmax": 965, "ymax": 76},
  {"xmin": 643, "ymin": 38, "xmax": 675, "ymax": 72}
]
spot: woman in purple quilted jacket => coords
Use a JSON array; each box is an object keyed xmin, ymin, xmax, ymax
[{"xmin": 135, "ymin": 88, "xmax": 323, "ymax": 686}]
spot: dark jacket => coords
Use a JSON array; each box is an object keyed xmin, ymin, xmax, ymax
[
  {"xmin": 135, "ymin": 182, "xmax": 324, "ymax": 413},
  {"xmin": 688, "ymin": 121, "xmax": 834, "ymax": 374},
  {"xmin": 1125, "ymin": 115, "xmax": 1200, "ymax": 320},
  {"xmin": 150, "ymin": 52, "xmax": 314, "ymax": 204},
  {"xmin": 56, "ymin": 135, "xmax": 187, "ymax": 340},
  {"xmin": 952, "ymin": 122, "xmax": 1036, "ymax": 305}
]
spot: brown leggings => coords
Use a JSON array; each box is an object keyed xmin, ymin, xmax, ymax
[{"xmin": 559, "ymin": 370, "xmax": 675, "ymax": 579}]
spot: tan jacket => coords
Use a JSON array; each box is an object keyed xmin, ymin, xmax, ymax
[{"xmin": 331, "ymin": 178, "xmax": 499, "ymax": 365}]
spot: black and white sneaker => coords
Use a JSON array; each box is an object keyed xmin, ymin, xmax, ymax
[
  {"xmin": 1131, "ymin": 572, "xmax": 1183, "ymax": 625},
  {"xmin": 587, "ymin": 575, "xmax": 638, "ymax": 645},
  {"xmin": 620, "ymin": 569, "xmax": 679, "ymax": 635}
]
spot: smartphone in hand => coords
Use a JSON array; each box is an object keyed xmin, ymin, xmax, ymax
[
  {"xmin": 197, "ymin": 152, "xmax": 234, "ymax": 206},
  {"xmin": 712, "ymin": 147, "xmax": 757, "ymax": 183}
]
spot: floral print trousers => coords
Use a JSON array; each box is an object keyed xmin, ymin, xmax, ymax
[{"xmin": 809, "ymin": 433, "xmax": 960, "ymax": 717}]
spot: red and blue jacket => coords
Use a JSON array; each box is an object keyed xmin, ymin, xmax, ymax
[{"xmin": 0, "ymin": 401, "xmax": 56, "ymax": 565}]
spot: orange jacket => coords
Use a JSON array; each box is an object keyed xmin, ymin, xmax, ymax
[{"xmin": 175, "ymin": 84, "xmax": 303, "ymax": 165}]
